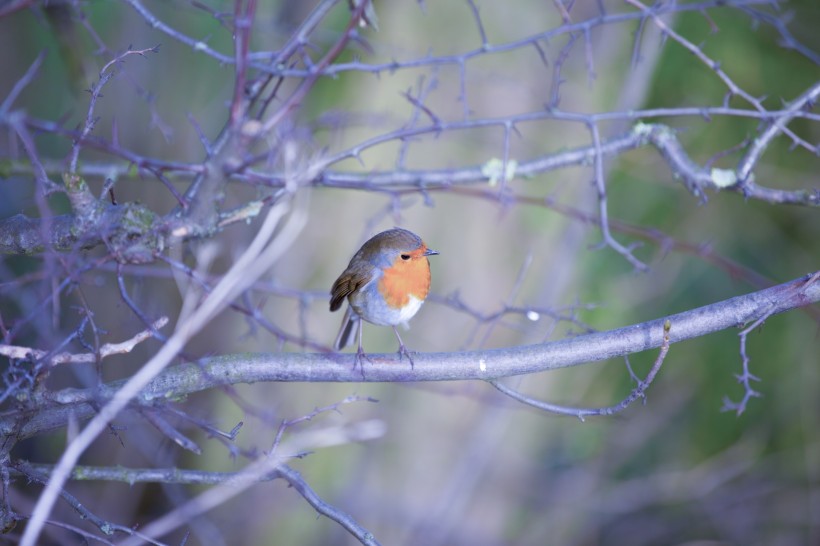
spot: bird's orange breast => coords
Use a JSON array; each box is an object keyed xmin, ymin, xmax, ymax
[{"xmin": 378, "ymin": 256, "xmax": 431, "ymax": 310}]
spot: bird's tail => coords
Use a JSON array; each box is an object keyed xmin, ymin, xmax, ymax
[{"xmin": 334, "ymin": 307, "xmax": 360, "ymax": 351}]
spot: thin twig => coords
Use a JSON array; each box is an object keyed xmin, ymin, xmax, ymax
[
  {"xmin": 0, "ymin": 317, "xmax": 169, "ymax": 365},
  {"xmin": 12, "ymin": 460, "xmax": 164, "ymax": 544}
]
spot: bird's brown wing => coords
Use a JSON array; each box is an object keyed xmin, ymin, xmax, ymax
[{"xmin": 329, "ymin": 265, "xmax": 371, "ymax": 312}]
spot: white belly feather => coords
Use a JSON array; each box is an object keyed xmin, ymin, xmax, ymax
[{"xmin": 396, "ymin": 294, "xmax": 424, "ymax": 324}]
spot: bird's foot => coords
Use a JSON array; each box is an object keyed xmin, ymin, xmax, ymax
[
  {"xmin": 397, "ymin": 344, "xmax": 415, "ymax": 369},
  {"xmin": 353, "ymin": 347, "xmax": 374, "ymax": 379}
]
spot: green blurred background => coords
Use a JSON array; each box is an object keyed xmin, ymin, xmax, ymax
[{"xmin": 1, "ymin": 1, "xmax": 818, "ymax": 545}]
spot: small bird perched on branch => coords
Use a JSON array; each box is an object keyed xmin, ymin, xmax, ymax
[{"xmin": 330, "ymin": 228, "xmax": 438, "ymax": 369}]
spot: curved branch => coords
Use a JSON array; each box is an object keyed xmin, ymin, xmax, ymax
[
  {"xmin": 316, "ymin": 122, "xmax": 820, "ymax": 206},
  {"xmin": 3, "ymin": 113, "xmax": 817, "ymax": 257},
  {"xmin": 7, "ymin": 271, "xmax": 818, "ymax": 441},
  {"xmin": 277, "ymin": 464, "xmax": 382, "ymax": 546},
  {"xmin": 489, "ymin": 319, "xmax": 672, "ymax": 419}
]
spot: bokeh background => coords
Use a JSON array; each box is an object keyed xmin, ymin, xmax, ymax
[{"xmin": 1, "ymin": 1, "xmax": 819, "ymax": 545}]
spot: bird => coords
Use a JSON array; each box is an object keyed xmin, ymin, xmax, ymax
[{"xmin": 330, "ymin": 228, "xmax": 438, "ymax": 369}]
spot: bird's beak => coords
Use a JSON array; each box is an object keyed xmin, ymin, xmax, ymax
[{"xmin": 424, "ymin": 248, "xmax": 439, "ymax": 256}]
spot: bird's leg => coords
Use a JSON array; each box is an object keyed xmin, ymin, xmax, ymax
[
  {"xmin": 353, "ymin": 322, "xmax": 372, "ymax": 379},
  {"xmin": 391, "ymin": 326, "xmax": 414, "ymax": 369}
]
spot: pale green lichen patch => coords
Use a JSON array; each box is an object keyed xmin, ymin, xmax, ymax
[
  {"xmin": 481, "ymin": 158, "xmax": 518, "ymax": 186},
  {"xmin": 710, "ymin": 168, "xmax": 738, "ymax": 188},
  {"xmin": 632, "ymin": 121, "xmax": 654, "ymax": 136}
]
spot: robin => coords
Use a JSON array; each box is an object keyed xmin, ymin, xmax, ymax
[{"xmin": 330, "ymin": 228, "xmax": 438, "ymax": 368}]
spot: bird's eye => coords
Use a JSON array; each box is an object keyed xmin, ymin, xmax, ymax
[{"xmin": 400, "ymin": 254, "xmax": 411, "ymax": 260}]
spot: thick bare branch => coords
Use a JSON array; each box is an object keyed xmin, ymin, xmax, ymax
[{"xmin": 7, "ymin": 271, "xmax": 817, "ymax": 441}]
